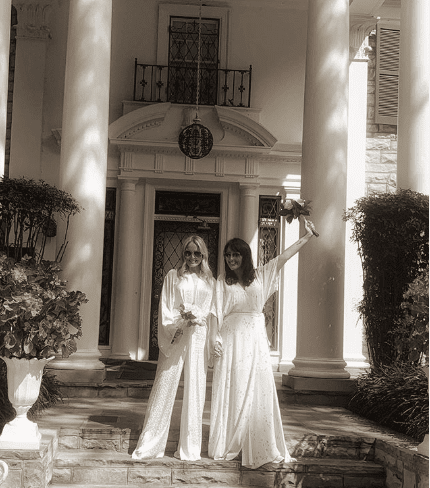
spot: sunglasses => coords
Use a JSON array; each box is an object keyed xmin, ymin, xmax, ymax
[
  {"xmin": 224, "ymin": 252, "xmax": 241, "ymax": 259},
  {"xmin": 184, "ymin": 250, "xmax": 202, "ymax": 258}
]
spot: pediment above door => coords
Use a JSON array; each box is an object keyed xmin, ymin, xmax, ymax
[{"xmin": 109, "ymin": 102, "xmax": 277, "ymax": 157}]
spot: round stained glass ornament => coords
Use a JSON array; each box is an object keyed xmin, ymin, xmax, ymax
[{"xmin": 178, "ymin": 119, "xmax": 213, "ymax": 159}]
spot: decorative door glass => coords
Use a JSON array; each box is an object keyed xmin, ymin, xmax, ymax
[{"xmin": 258, "ymin": 196, "xmax": 281, "ymax": 350}]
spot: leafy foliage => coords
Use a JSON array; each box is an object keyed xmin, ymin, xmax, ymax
[
  {"xmin": 0, "ymin": 254, "xmax": 87, "ymax": 359},
  {"xmin": 0, "ymin": 177, "xmax": 82, "ymax": 263},
  {"xmin": 0, "ymin": 360, "xmax": 63, "ymax": 425},
  {"xmin": 390, "ymin": 266, "xmax": 429, "ymax": 365},
  {"xmin": 343, "ymin": 189, "xmax": 429, "ymax": 366},
  {"xmin": 348, "ymin": 364, "xmax": 429, "ymax": 441}
]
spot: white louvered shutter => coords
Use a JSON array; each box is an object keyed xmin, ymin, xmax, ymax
[{"xmin": 376, "ymin": 24, "xmax": 400, "ymax": 125}]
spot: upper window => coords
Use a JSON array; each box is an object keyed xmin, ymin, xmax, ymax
[{"xmin": 168, "ymin": 16, "xmax": 220, "ymax": 105}]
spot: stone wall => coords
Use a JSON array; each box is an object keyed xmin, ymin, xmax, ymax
[
  {"xmin": 365, "ymin": 32, "xmax": 398, "ymax": 195},
  {"xmin": 375, "ymin": 440, "xmax": 429, "ymax": 488}
]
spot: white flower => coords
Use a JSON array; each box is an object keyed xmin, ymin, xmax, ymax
[
  {"xmin": 12, "ymin": 267, "xmax": 27, "ymax": 283},
  {"xmin": 296, "ymin": 198, "xmax": 305, "ymax": 206},
  {"xmin": 283, "ymin": 199, "xmax": 294, "ymax": 210}
]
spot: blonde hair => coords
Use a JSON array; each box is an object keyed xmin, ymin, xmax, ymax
[{"xmin": 177, "ymin": 235, "xmax": 213, "ymax": 283}]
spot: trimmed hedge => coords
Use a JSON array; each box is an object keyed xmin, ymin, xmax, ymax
[{"xmin": 343, "ymin": 189, "xmax": 429, "ymax": 366}]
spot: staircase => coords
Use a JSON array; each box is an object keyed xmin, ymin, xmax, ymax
[
  {"xmin": 1, "ymin": 361, "xmax": 396, "ymax": 487},
  {"xmin": 45, "ymin": 391, "xmax": 386, "ymax": 487},
  {"xmin": 47, "ymin": 426, "xmax": 386, "ymax": 487}
]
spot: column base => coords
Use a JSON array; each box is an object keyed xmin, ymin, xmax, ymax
[
  {"xmin": 288, "ymin": 357, "xmax": 351, "ymax": 379},
  {"xmin": 46, "ymin": 351, "xmax": 106, "ymax": 383},
  {"xmin": 283, "ymin": 375, "xmax": 356, "ymax": 393}
]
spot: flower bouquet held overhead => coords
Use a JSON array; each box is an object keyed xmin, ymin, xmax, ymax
[{"xmin": 279, "ymin": 197, "xmax": 319, "ymax": 237}]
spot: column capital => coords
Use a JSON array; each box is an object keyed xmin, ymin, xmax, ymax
[
  {"xmin": 12, "ymin": 0, "xmax": 54, "ymax": 40},
  {"xmin": 118, "ymin": 176, "xmax": 139, "ymax": 189},
  {"xmin": 349, "ymin": 14, "xmax": 377, "ymax": 60},
  {"xmin": 239, "ymin": 182, "xmax": 259, "ymax": 195}
]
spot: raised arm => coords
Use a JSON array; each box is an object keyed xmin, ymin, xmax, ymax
[{"xmin": 276, "ymin": 217, "xmax": 316, "ymax": 273}]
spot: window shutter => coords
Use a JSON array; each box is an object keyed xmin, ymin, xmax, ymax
[{"xmin": 375, "ymin": 24, "xmax": 400, "ymax": 125}]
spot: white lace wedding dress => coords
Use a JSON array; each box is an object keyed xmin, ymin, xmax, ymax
[
  {"xmin": 208, "ymin": 257, "xmax": 291, "ymax": 469},
  {"xmin": 132, "ymin": 269, "xmax": 214, "ymax": 461}
]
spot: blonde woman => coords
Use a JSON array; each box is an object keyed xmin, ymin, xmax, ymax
[{"xmin": 132, "ymin": 236, "xmax": 215, "ymax": 461}]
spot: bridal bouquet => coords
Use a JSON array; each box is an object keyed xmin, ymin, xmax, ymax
[
  {"xmin": 171, "ymin": 304, "xmax": 201, "ymax": 343},
  {"xmin": 279, "ymin": 197, "xmax": 319, "ymax": 237}
]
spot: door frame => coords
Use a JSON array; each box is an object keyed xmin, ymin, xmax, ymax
[{"xmin": 137, "ymin": 179, "xmax": 231, "ymax": 361}]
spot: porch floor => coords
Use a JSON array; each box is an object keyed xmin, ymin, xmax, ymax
[{"xmin": 35, "ymin": 370, "xmax": 418, "ymax": 456}]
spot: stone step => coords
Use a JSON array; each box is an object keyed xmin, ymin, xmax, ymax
[
  {"xmin": 48, "ymin": 483, "xmax": 245, "ymax": 488},
  {"xmin": 50, "ymin": 450, "xmax": 386, "ymax": 487},
  {"xmin": 58, "ymin": 424, "xmax": 376, "ymax": 461}
]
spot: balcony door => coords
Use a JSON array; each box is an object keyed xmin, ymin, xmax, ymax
[{"xmin": 168, "ymin": 16, "xmax": 219, "ymax": 105}]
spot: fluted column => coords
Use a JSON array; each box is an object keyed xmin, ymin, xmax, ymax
[
  {"xmin": 0, "ymin": 0, "xmax": 11, "ymax": 176},
  {"xmin": 239, "ymin": 183, "xmax": 259, "ymax": 261},
  {"xmin": 110, "ymin": 176, "xmax": 140, "ymax": 360},
  {"xmin": 397, "ymin": 0, "xmax": 429, "ymax": 194},
  {"xmin": 288, "ymin": 0, "xmax": 350, "ymax": 383},
  {"xmin": 48, "ymin": 0, "xmax": 112, "ymax": 382},
  {"xmin": 9, "ymin": 0, "xmax": 53, "ymax": 179}
]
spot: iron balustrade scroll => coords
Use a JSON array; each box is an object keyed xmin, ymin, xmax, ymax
[{"xmin": 134, "ymin": 59, "xmax": 252, "ymax": 108}]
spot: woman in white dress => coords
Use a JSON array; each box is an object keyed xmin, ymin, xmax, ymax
[
  {"xmin": 132, "ymin": 236, "xmax": 215, "ymax": 461},
  {"xmin": 208, "ymin": 219, "xmax": 315, "ymax": 469}
]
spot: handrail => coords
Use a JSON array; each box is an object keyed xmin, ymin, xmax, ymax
[{"xmin": 134, "ymin": 60, "xmax": 252, "ymax": 108}]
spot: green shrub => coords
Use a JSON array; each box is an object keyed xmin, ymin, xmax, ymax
[
  {"xmin": 390, "ymin": 265, "xmax": 429, "ymax": 365},
  {"xmin": 348, "ymin": 364, "xmax": 429, "ymax": 441},
  {"xmin": 0, "ymin": 360, "xmax": 63, "ymax": 426},
  {"xmin": 0, "ymin": 177, "xmax": 82, "ymax": 263},
  {"xmin": 343, "ymin": 189, "xmax": 429, "ymax": 366}
]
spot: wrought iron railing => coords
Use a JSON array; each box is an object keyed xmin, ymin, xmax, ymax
[{"xmin": 133, "ymin": 59, "xmax": 252, "ymax": 108}]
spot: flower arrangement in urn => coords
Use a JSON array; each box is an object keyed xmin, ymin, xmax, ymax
[
  {"xmin": 0, "ymin": 177, "xmax": 87, "ymax": 360},
  {"xmin": 0, "ymin": 255, "xmax": 87, "ymax": 360},
  {"xmin": 0, "ymin": 177, "xmax": 86, "ymax": 449}
]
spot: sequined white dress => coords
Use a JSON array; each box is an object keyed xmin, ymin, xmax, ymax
[
  {"xmin": 132, "ymin": 269, "xmax": 215, "ymax": 461},
  {"xmin": 208, "ymin": 257, "xmax": 291, "ymax": 469}
]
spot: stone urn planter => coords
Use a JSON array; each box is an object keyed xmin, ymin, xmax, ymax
[
  {"xmin": 0, "ymin": 460, "xmax": 7, "ymax": 484},
  {"xmin": 0, "ymin": 356, "xmax": 54, "ymax": 450}
]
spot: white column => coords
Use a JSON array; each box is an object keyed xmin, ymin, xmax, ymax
[
  {"xmin": 239, "ymin": 183, "xmax": 259, "ymax": 262},
  {"xmin": 344, "ymin": 57, "xmax": 369, "ymax": 372},
  {"xmin": 9, "ymin": 1, "xmax": 53, "ymax": 179},
  {"xmin": 278, "ymin": 191, "xmax": 300, "ymax": 373},
  {"xmin": 397, "ymin": 0, "xmax": 429, "ymax": 194},
  {"xmin": 110, "ymin": 177, "xmax": 140, "ymax": 360},
  {"xmin": 288, "ymin": 0, "xmax": 350, "ymax": 383},
  {"xmin": 49, "ymin": 0, "xmax": 112, "ymax": 382},
  {"xmin": 0, "ymin": 0, "xmax": 11, "ymax": 176}
]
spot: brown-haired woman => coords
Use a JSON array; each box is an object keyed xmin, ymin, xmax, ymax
[{"xmin": 208, "ymin": 219, "xmax": 316, "ymax": 469}]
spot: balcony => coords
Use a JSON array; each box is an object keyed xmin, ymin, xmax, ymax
[{"xmin": 133, "ymin": 59, "xmax": 252, "ymax": 108}]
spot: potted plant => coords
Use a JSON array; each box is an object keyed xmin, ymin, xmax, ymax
[{"xmin": 0, "ymin": 177, "xmax": 86, "ymax": 450}]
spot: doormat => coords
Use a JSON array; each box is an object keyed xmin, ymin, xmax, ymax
[{"xmin": 117, "ymin": 361, "xmax": 158, "ymax": 380}]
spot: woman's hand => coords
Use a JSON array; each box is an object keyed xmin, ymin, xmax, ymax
[
  {"xmin": 212, "ymin": 340, "xmax": 223, "ymax": 358},
  {"xmin": 302, "ymin": 216, "xmax": 319, "ymax": 237},
  {"xmin": 171, "ymin": 327, "xmax": 183, "ymax": 344}
]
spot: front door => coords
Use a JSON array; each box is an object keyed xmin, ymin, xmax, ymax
[{"xmin": 149, "ymin": 191, "xmax": 220, "ymax": 360}]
